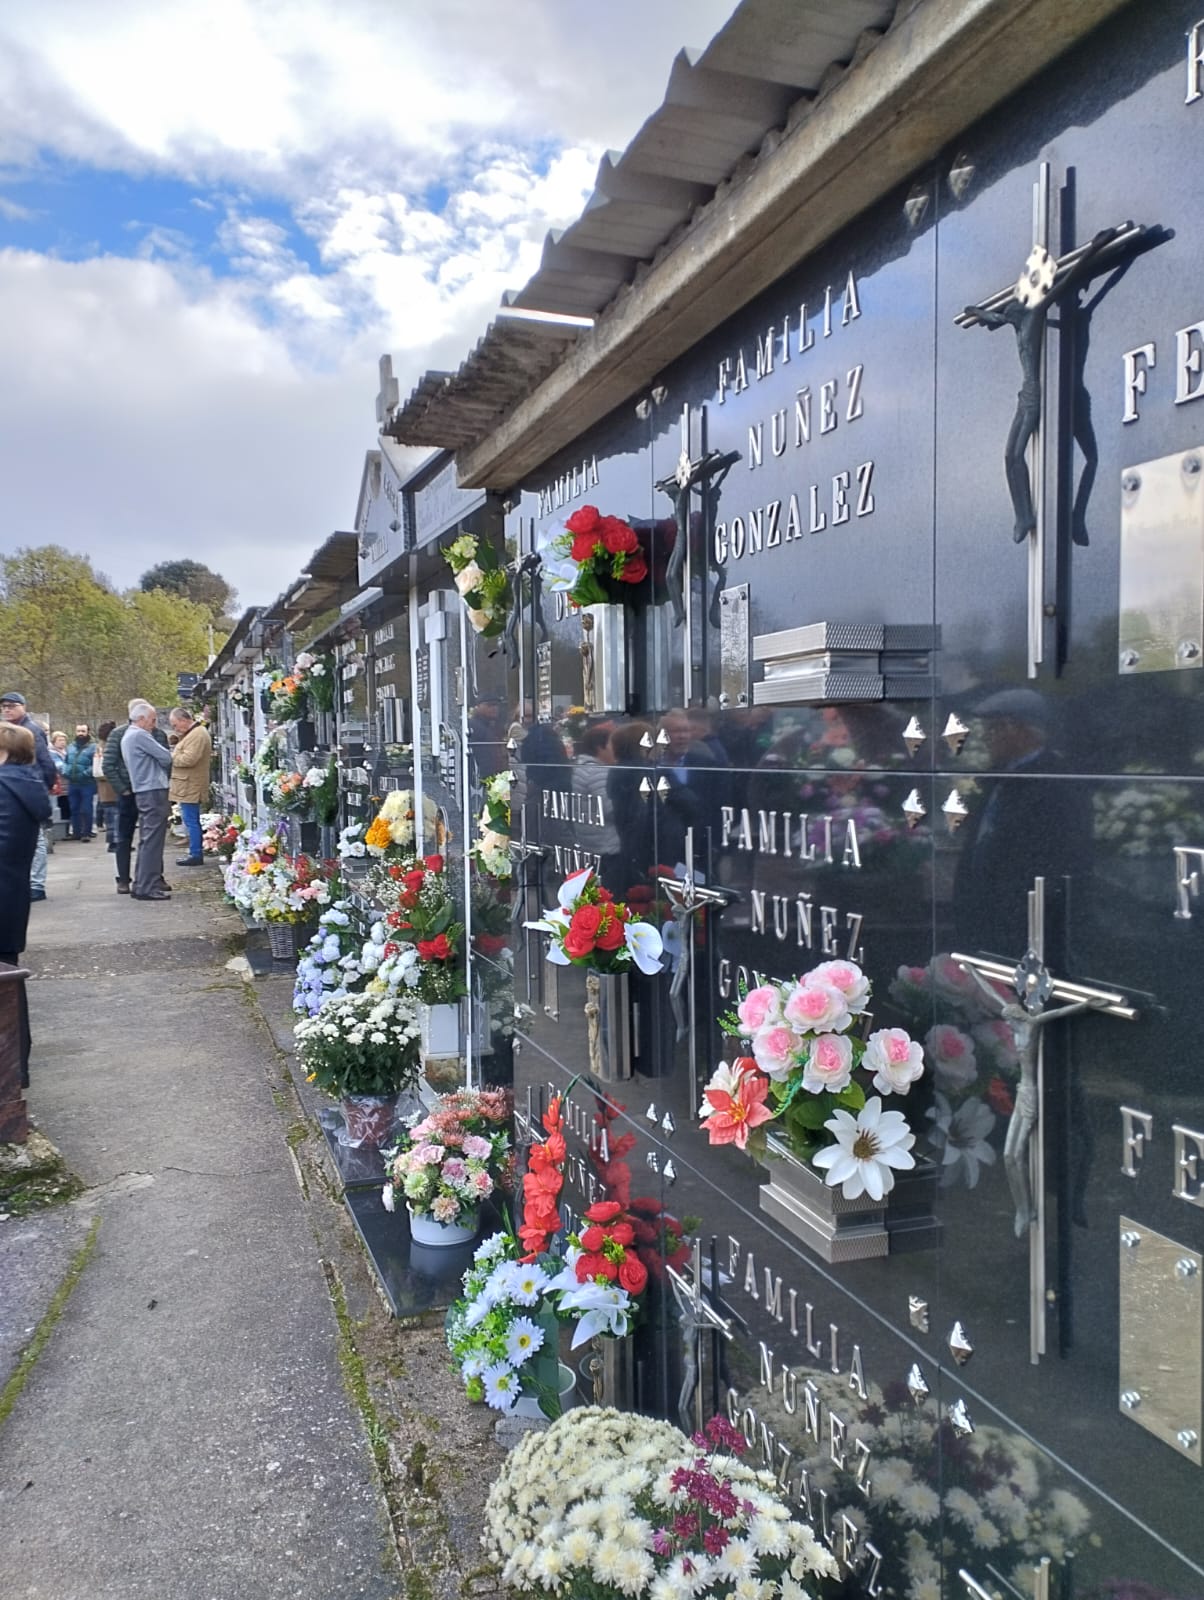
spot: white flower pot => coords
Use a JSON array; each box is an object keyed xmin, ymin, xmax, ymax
[
  {"xmin": 513, "ymin": 1363, "xmax": 577, "ymax": 1419},
  {"xmin": 407, "ymin": 1204, "xmax": 478, "ymax": 1247},
  {"xmin": 419, "ymin": 1002, "xmax": 462, "ymax": 1059}
]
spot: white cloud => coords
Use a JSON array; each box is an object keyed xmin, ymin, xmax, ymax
[{"xmin": 0, "ymin": 0, "xmax": 738, "ymax": 603}]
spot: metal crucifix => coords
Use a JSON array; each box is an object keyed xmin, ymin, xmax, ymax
[
  {"xmin": 657, "ymin": 827, "xmax": 731, "ymax": 1110},
  {"xmin": 956, "ymin": 163, "xmax": 1166, "ymax": 677},
  {"xmin": 654, "ymin": 405, "xmax": 739, "ymax": 704},
  {"xmin": 953, "ymin": 875, "xmax": 1138, "ymax": 1364},
  {"xmin": 665, "ymin": 1237, "xmax": 736, "ymax": 1434}
]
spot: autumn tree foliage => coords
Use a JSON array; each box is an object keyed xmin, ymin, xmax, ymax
[{"xmin": 0, "ymin": 545, "xmax": 220, "ymax": 727}]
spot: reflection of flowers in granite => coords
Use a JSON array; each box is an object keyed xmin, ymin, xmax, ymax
[
  {"xmin": 738, "ymin": 1363, "xmax": 1094, "ymax": 1595},
  {"xmin": 1094, "ymin": 783, "xmax": 1201, "ymax": 858},
  {"xmin": 924, "ymin": 1022, "xmax": 978, "ymax": 1089},
  {"xmin": 926, "ymin": 1091, "xmax": 996, "ymax": 1188}
]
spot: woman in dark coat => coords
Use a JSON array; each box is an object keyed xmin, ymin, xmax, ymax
[{"xmin": 0, "ymin": 723, "xmax": 54, "ymax": 1085}]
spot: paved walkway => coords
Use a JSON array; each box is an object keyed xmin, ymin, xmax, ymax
[{"xmin": 1, "ymin": 836, "xmax": 399, "ymax": 1600}]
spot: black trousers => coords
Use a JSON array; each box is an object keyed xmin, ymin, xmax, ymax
[{"xmin": 115, "ymin": 792, "xmax": 138, "ymax": 884}]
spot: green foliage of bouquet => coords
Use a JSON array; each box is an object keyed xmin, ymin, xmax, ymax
[
  {"xmin": 444, "ymin": 532, "xmax": 510, "ymax": 637},
  {"xmin": 294, "ymin": 989, "xmax": 422, "ymax": 1098}
]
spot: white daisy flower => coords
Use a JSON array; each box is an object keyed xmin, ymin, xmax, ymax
[{"xmin": 812, "ymin": 1096, "xmax": 916, "ymax": 1200}]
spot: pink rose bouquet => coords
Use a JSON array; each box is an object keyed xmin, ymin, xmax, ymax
[
  {"xmin": 699, "ymin": 959, "xmax": 927, "ymax": 1198},
  {"xmin": 383, "ymin": 1088, "xmax": 513, "ymax": 1227}
]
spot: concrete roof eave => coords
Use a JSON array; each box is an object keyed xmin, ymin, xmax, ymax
[{"xmin": 454, "ymin": 0, "xmax": 1131, "ymax": 491}]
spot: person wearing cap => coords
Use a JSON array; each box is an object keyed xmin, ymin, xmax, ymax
[
  {"xmin": 951, "ymin": 687, "xmax": 1091, "ymax": 952},
  {"xmin": 0, "ymin": 691, "xmax": 57, "ymax": 902},
  {"xmin": 120, "ymin": 699, "xmax": 174, "ymax": 901}
]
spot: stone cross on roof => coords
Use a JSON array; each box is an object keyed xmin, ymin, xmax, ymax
[{"xmin": 375, "ymin": 354, "xmax": 399, "ymax": 430}]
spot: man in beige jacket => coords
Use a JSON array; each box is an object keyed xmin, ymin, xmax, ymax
[{"xmin": 168, "ymin": 707, "xmax": 213, "ymax": 866}]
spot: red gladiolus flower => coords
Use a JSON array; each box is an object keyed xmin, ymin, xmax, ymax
[
  {"xmin": 584, "ymin": 1200, "xmax": 623, "ymax": 1223},
  {"xmin": 544, "ymin": 1130, "xmax": 567, "ymax": 1163}
]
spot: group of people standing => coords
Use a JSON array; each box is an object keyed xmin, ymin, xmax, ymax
[{"xmin": 0, "ymin": 691, "xmax": 213, "ymax": 1085}]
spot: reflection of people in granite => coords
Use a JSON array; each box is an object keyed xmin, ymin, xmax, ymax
[
  {"xmin": 951, "ymin": 689, "xmax": 1091, "ymax": 957},
  {"xmin": 573, "ymin": 721, "xmax": 620, "ymax": 884},
  {"xmin": 606, "ymin": 722, "xmax": 655, "ymax": 893},
  {"xmin": 655, "ymin": 708, "xmax": 727, "ymax": 861}
]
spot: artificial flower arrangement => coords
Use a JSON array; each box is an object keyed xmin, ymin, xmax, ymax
[
  {"xmin": 292, "ymin": 902, "xmax": 366, "ymax": 1017},
  {"xmin": 336, "ymin": 820, "xmax": 367, "ymax": 862},
  {"xmin": 483, "ymin": 1405, "xmax": 837, "ymax": 1600},
  {"xmin": 470, "ymin": 769, "xmax": 512, "ymax": 880},
  {"xmin": 443, "ymin": 531, "xmax": 511, "ymax": 637},
  {"xmin": 363, "ymin": 789, "xmax": 438, "ymax": 863},
  {"xmin": 201, "ymin": 811, "xmax": 242, "ymax": 861},
  {"xmin": 252, "ymin": 727, "xmax": 287, "ymax": 781},
  {"xmin": 240, "ymin": 851, "xmax": 336, "ymax": 926},
  {"xmin": 699, "ymin": 959, "xmax": 926, "ymax": 1202},
  {"xmin": 293, "ymin": 650, "xmax": 335, "ymax": 714},
  {"xmin": 381, "ymin": 1088, "xmax": 512, "ymax": 1226},
  {"xmin": 267, "ymin": 757, "xmax": 339, "ymax": 825},
  {"xmin": 526, "ymin": 865, "xmax": 664, "ymax": 975},
  {"xmin": 229, "ymin": 685, "xmax": 255, "ymax": 712},
  {"xmin": 471, "ymin": 877, "xmax": 511, "ymax": 961},
  {"xmin": 235, "ymin": 758, "xmax": 255, "ymax": 791},
  {"xmin": 360, "ymin": 852, "xmax": 467, "ymax": 1006},
  {"xmin": 265, "ymin": 667, "xmax": 308, "ymax": 723},
  {"xmin": 222, "ymin": 820, "xmax": 288, "ymax": 910},
  {"xmin": 446, "ymin": 1091, "xmax": 648, "ymax": 1418},
  {"xmin": 293, "ymin": 987, "xmax": 422, "ymax": 1100},
  {"xmin": 539, "ymin": 504, "xmax": 648, "ymax": 607}
]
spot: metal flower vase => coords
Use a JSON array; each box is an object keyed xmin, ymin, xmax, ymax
[
  {"xmin": 758, "ymin": 1136, "xmax": 941, "ymax": 1262},
  {"xmin": 419, "ymin": 1001, "xmax": 464, "ymax": 1089},
  {"xmin": 583, "ymin": 1335, "xmax": 635, "ymax": 1410},
  {"xmin": 582, "ymin": 604, "xmax": 627, "ymax": 714},
  {"xmin": 584, "ymin": 970, "xmax": 632, "ymax": 1082}
]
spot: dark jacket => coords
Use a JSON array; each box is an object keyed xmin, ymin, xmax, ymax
[
  {"xmin": 63, "ymin": 739, "xmax": 97, "ymax": 786},
  {"xmin": 0, "ymin": 764, "xmax": 54, "ymax": 953},
  {"xmin": 14, "ymin": 713, "xmax": 57, "ymax": 792},
  {"xmin": 104, "ymin": 721, "xmax": 168, "ymax": 796}
]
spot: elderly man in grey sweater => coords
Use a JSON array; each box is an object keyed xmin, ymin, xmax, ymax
[{"xmin": 120, "ymin": 699, "xmax": 174, "ymax": 901}]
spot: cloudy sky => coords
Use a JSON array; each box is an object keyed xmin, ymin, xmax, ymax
[{"xmin": 0, "ymin": 0, "xmax": 734, "ymax": 608}]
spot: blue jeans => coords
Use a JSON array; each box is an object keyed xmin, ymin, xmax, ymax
[
  {"xmin": 100, "ymin": 801, "xmax": 119, "ymax": 846},
  {"xmin": 68, "ymin": 782, "xmax": 96, "ymax": 838},
  {"xmin": 180, "ymin": 802, "xmax": 203, "ymax": 858}
]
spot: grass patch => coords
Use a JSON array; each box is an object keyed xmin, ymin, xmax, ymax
[
  {"xmin": 324, "ymin": 1260, "xmax": 391, "ymax": 1480},
  {"xmin": 0, "ymin": 1214, "xmax": 100, "ymax": 1430}
]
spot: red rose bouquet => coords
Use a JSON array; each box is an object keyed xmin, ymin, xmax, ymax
[
  {"xmin": 541, "ymin": 503, "xmax": 648, "ymax": 607},
  {"xmin": 526, "ymin": 865, "xmax": 664, "ymax": 976}
]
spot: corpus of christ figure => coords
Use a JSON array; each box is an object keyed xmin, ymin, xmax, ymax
[
  {"xmin": 959, "ymin": 959, "xmax": 1107, "ymax": 1237},
  {"xmin": 655, "ymin": 440, "xmax": 739, "ymax": 626},
  {"xmin": 963, "ymin": 227, "xmax": 1125, "ymax": 544}
]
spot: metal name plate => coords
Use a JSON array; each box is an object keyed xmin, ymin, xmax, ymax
[
  {"xmin": 535, "ymin": 641, "xmax": 553, "ymax": 723},
  {"xmin": 1119, "ymin": 449, "xmax": 1204, "ymax": 673},
  {"xmin": 718, "ymin": 584, "xmax": 750, "ymax": 710},
  {"xmin": 1118, "ymin": 1216, "xmax": 1202, "ymax": 1464}
]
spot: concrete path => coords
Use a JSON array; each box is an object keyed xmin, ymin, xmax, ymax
[{"xmin": 0, "ymin": 836, "xmax": 399, "ymax": 1600}]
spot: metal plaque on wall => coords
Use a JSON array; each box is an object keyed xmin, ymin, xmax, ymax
[
  {"xmin": 1118, "ymin": 1216, "xmax": 1202, "ymax": 1464},
  {"xmin": 535, "ymin": 641, "xmax": 553, "ymax": 723},
  {"xmin": 1119, "ymin": 449, "xmax": 1204, "ymax": 673},
  {"xmin": 718, "ymin": 584, "xmax": 750, "ymax": 710}
]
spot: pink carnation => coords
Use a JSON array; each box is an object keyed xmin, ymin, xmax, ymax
[
  {"xmin": 462, "ymin": 1134, "xmax": 493, "ymax": 1160},
  {"xmin": 737, "ymin": 984, "xmax": 781, "ymax": 1033}
]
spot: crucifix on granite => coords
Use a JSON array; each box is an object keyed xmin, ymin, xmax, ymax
[
  {"xmin": 953, "ymin": 875, "xmax": 1138, "ymax": 1364},
  {"xmin": 654, "ymin": 404, "xmax": 739, "ymax": 701},
  {"xmin": 957, "ymin": 164, "xmax": 1165, "ymax": 677},
  {"xmin": 665, "ymin": 1237, "xmax": 736, "ymax": 1434},
  {"xmin": 656, "ymin": 825, "xmax": 730, "ymax": 1097}
]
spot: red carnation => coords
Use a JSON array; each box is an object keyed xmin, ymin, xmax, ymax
[
  {"xmin": 382, "ymin": 941, "xmax": 399, "ymax": 959},
  {"xmin": 565, "ymin": 505, "xmax": 601, "ymax": 537},
  {"xmin": 416, "ymin": 933, "xmax": 453, "ymax": 961},
  {"xmin": 571, "ymin": 529, "xmax": 601, "ymax": 563},
  {"xmin": 607, "ymin": 1221, "xmax": 635, "ymax": 1247},
  {"xmin": 618, "ymin": 1256, "xmax": 648, "ymax": 1295},
  {"xmin": 618, "ymin": 553, "xmax": 647, "ymax": 584},
  {"xmin": 599, "ymin": 516, "xmax": 638, "ymax": 555},
  {"xmin": 584, "ymin": 1200, "xmax": 623, "ymax": 1223}
]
